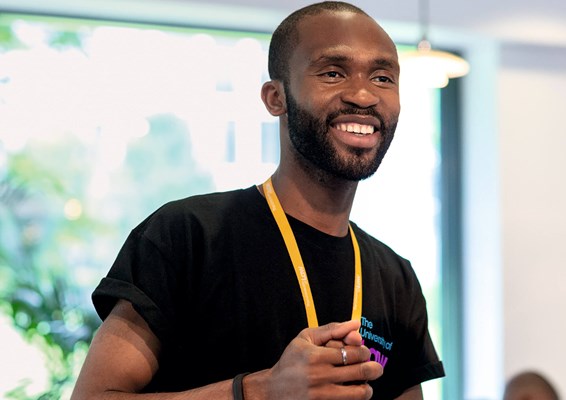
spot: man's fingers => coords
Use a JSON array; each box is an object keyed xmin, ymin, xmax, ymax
[
  {"xmin": 304, "ymin": 320, "xmax": 362, "ymax": 346},
  {"xmin": 332, "ymin": 345, "xmax": 372, "ymax": 366},
  {"xmin": 326, "ymin": 333, "xmax": 364, "ymax": 350},
  {"xmin": 306, "ymin": 344, "xmax": 372, "ymax": 368},
  {"xmin": 326, "ymin": 339, "xmax": 343, "ymax": 349},
  {"xmin": 310, "ymin": 382, "xmax": 375, "ymax": 400},
  {"xmin": 343, "ymin": 329, "xmax": 363, "ymax": 346},
  {"xmin": 338, "ymin": 361, "xmax": 383, "ymax": 383}
]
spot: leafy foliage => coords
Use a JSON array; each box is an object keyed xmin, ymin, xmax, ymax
[
  {"xmin": 0, "ymin": 24, "xmax": 24, "ymax": 51},
  {"xmin": 0, "ymin": 111, "xmax": 213, "ymax": 398},
  {"xmin": 0, "ymin": 154, "xmax": 100, "ymax": 399}
]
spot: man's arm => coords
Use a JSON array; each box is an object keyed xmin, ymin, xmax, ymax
[
  {"xmin": 395, "ymin": 385, "xmax": 423, "ymax": 400},
  {"xmin": 72, "ymin": 299, "xmax": 233, "ymax": 399},
  {"xmin": 72, "ymin": 300, "xmax": 382, "ymax": 400}
]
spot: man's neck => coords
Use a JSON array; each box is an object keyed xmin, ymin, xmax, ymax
[{"xmin": 264, "ymin": 166, "xmax": 358, "ymax": 237}]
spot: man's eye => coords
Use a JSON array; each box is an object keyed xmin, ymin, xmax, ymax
[
  {"xmin": 375, "ymin": 76, "xmax": 393, "ymax": 83},
  {"xmin": 323, "ymin": 71, "xmax": 341, "ymax": 78}
]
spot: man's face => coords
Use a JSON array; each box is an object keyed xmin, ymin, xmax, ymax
[{"xmin": 284, "ymin": 11, "xmax": 401, "ymax": 181}]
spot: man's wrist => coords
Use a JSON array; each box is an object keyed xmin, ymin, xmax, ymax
[{"xmin": 241, "ymin": 369, "xmax": 270, "ymax": 400}]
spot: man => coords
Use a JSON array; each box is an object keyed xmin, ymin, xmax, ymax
[{"xmin": 72, "ymin": 2, "xmax": 444, "ymax": 399}]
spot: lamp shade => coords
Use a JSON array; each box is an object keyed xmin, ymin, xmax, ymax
[{"xmin": 400, "ymin": 40, "xmax": 470, "ymax": 88}]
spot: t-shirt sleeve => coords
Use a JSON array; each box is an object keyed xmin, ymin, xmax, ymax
[
  {"xmin": 403, "ymin": 284, "xmax": 445, "ymax": 386},
  {"xmin": 92, "ymin": 205, "xmax": 193, "ymax": 346}
]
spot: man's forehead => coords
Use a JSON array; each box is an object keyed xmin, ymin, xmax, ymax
[
  {"xmin": 295, "ymin": 11, "xmax": 395, "ymax": 50},
  {"xmin": 293, "ymin": 12, "xmax": 398, "ymax": 65}
]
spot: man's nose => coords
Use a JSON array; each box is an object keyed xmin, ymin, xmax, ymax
[{"xmin": 340, "ymin": 78, "xmax": 380, "ymax": 109}]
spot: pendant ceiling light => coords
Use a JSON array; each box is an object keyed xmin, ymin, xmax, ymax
[{"xmin": 400, "ymin": 0, "xmax": 470, "ymax": 88}]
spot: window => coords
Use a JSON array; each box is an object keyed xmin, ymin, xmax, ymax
[{"xmin": 0, "ymin": 13, "xmax": 453, "ymax": 399}]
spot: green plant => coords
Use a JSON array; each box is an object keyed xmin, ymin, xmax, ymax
[{"xmin": 0, "ymin": 157, "xmax": 99, "ymax": 399}]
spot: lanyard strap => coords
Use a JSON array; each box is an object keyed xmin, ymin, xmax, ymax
[{"xmin": 262, "ymin": 177, "xmax": 362, "ymax": 328}]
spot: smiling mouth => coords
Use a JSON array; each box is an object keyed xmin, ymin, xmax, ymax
[{"xmin": 333, "ymin": 122, "xmax": 376, "ymax": 135}]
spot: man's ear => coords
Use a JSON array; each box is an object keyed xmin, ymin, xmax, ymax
[{"xmin": 261, "ymin": 80, "xmax": 287, "ymax": 116}]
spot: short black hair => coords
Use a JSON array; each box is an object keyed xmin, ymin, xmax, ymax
[{"xmin": 268, "ymin": 1, "xmax": 369, "ymax": 83}]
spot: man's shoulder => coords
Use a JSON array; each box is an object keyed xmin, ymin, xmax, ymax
[
  {"xmin": 351, "ymin": 222, "xmax": 419, "ymax": 283},
  {"xmin": 134, "ymin": 186, "xmax": 261, "ymax": 233},
  {"xmin": 351, "ymin": 223, "xmax": 408, "ymax": 263},
  {"xmin": 156, "ymin": 186, "xmax": 257, "ymax": 217}
]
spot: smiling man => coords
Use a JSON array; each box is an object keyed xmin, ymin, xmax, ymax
[{"xmin": 72, "ymin": 2, "xmax": 444, "ymax": 400}]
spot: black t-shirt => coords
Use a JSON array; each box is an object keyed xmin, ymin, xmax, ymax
[{"xmin": 93, "ymin": 186, "xmax": 444, "ymax": 398}]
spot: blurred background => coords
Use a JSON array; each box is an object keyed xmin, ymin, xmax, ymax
[{"xmin": 0, "ymin": 0, "xmax": 564, "ymax": 399}]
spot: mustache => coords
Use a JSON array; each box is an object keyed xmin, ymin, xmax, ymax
[{"xmin": 325, "ymin": 107, "xmax": 387, "ymax": 129}]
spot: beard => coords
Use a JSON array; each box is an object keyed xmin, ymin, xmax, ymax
[{"xmin": 285, "ymin": 86, "xmax": 397, "ymax": 182}]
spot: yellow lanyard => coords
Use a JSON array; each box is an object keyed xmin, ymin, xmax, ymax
[{"xmin": 262, "ymin": 177, "xmax": 362, "ymax": 328}]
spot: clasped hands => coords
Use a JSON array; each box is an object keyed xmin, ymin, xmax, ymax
[{"xmin": 247, "ymin": 319, "xmax": 383, "ymax": 400}]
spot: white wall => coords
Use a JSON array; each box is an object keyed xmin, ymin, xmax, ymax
[
  {"xmin": 461, "ymin": 39, "xmax": 566, "ymax": 399},
  {"xmin": 498, "ymin": 43, "xmax": 566, "ymax": 397}
]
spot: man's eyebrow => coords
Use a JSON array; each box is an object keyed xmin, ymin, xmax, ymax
[
  {"xmin": 371, "ymin": 58, "xmax": 400, "ymax": 70},
  {"xmin": 309, "ymin": 54, "xmax": 352, "ymax": 66},
  {"xmin": 310, "ymin": 54, "xmax": 399, "ymax": 70}
]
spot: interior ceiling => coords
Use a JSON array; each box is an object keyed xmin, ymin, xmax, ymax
[
  {"xmin": 364, "ymin": 0, "xmax": 566, "ymax": 47},
  {"xmin": 0, "ymin": 0, "xmax": 565, "ymax": 48},
  {"xmin": 202, "ymin": 0, "xmax": 566, "ymax": 48}
]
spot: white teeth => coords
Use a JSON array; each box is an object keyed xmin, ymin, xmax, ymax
[{"xmin": 336, "ymin": 123, "xmax": 375, "ymax": 135}]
